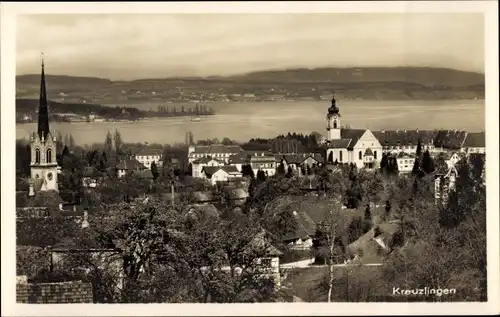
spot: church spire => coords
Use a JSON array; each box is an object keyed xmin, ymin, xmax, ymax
[
  {"xmin": 327, "ymin": 91, "xmax": 340, "ymax": 117},
  {"xmin": 37, "ymin": 53, "xmax": 50, "ymax": 139}
]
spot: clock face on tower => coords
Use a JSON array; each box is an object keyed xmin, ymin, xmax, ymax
[{"xmin": 47, "ymin": 172, "xmax": 53, "ymax": 181}]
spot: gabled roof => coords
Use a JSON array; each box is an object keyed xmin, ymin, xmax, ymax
[
  {"xmin": 191, "ymin": 144, "xmax": 243, "ymax": 154},
  {"xmin": 433, "ymin": 130, "xmax": 468, "ymax": 149},
  {"xmin": 282, "ymin": 210, "xmax": 317, "ymax": 241},
  {"xmin": 364, "ymin": 148, "xmax": 373, "ymax": 156},
  {"xmin": 82, "ymin": 166, "xmax": 103, "ymax": 178},
  {"xmin": 276, "ymin": 153, "xmax": 324, "ymax": 165},
  {"xmin": 116, "ymin": 159, "xmax": 145, "ymax": 170},
  {"xmin": 202, "ymin": 165, "xmax": 240, "ymax": 177},
  {"xmin": 228, "ymin": 152, "xmax": 249, "ymax": 164},
  {"xmin": 192, "ymin": 156, "xmax": 225, "ymax": 164},
  {"xmin": 341, "ymin": 129, "xmax": 366, "ymax": 149},
  {"xmin": 185, "ymin": 203, "xmax": 220, "ymax": 220},
  {"xmin": 135, "ymin": 147, "xmax": 163, "ymax": 156},
  {"xmin": 396, "ymin": 152, "xmax": 416, "ymax": 159},
  {"xmin": 372, "ymin": 130, "xmax": 436, "ymax": 147},
  {"xmin": 328, "ymin": 139, "xmax": 352, "ymax": 149},
  {"xmin": 462, "ymin": 132, "xmax": 485, "ymax": 148},
  {"xmin": 226, "ymin": 187, "xmax": 249, "ymax": 200}
]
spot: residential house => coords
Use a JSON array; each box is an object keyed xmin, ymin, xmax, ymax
[
  {"xmin": 82, "ymin": 167, "xmax": 103, "ymax": 188},
  {"xmin": 435, "ymin": 164, "xmax": 458, "ymax": 205},
  {"xmin": 201, "ymin": 166, "xmax": 243, "ymax": 185},
  {"xmin": 116, "ymin": 158, "xmax": 146, "ymax": 178},
  {"xmin": 249, "ymin": 151, "xmax": 277, "ymax": 177},
  {"xmin": 276, "ymin": 153, "xmax": 323, "ymax": 175},
  {"xmin": 282, "ymin": 210, "xmax": 316, "ymax": 250},
  {"xmin": 192, "ymin": 157, "xmax": 225, "ymax": 178},
  {"xmin": 460, "ymin": 131, "xmax": 485, "ymax": 155},
  {"xmin": 446, "ymin": 151, "xmax": 466, "ymax": 169},
  {"xmin": 188, "ymin": 144, "xmax": 243, "ymax": 164},
  {"xmin": 228, "ymin": 152, "xmax": 248, "ymax": 172},
  {"xmin": 134, "ymin": 148, "xmax": 163, "ymax": 169},
  {"xmin": 395, "ymin": 152, "xmax": 417, "ymax": 173}
]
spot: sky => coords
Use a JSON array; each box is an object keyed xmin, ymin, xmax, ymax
[{"xmin": 16, "ymin": 13, "xmax": 484, "ymax": 80}]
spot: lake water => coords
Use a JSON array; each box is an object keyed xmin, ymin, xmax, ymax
[{"xmin": 16, "ymin": 100, "xmax": 485, "ymax": 145}]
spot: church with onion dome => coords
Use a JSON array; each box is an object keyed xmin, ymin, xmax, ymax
[{"xmin": 325, "ymin": 93, "xmax": 383, "ymax": 169}]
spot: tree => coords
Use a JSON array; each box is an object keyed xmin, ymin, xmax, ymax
[
  {"xmin": 364, "ymin": 204, "xmax": 372, "ymax": 221},
  {"xmin": 104, "ymin": 131, "xmax": 113, "ymax": 155},
  {"xmin": 241, "ymin": 164, "xmax": 255, "ymax": 179},
  {"xmin": 114, "ymin": 129, "xmax": 123, "ymax": 155},
  {"xmin": 322, "ymin": 207, "xmax": 348, "ymax": 302},
  {"xmin": 411, "ymin": 158, "xmax": 424, "ymax": 178},
  {"xmin": 379, "ymin": 153, "xmax": 388, "ymax": 173},
  {"xmin": 150, "ymin": 161, "xmax": 159, "ymax": 180},
  {"xmin": 421, "ymin": 150, "xmax": 435, "ymax": 174},
  {"xmin": 276, "ymin": 161, "xmax": 286, "ymax": 175},
  {"xmin": 416, "ymin": 138, "xmax": 422, "ymax": 159},
  {"xmin": 68, "ymin": 134, "xmax": 76, "ymax": 149},
  {"xmin": 384, "ymin": 200, "xmax": 392, "ymax": 221},
  {"xmin": 256, "ymin": 170, "xmax": 267, "ymax": 184}
]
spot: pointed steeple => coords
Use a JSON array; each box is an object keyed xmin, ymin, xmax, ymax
[{"xmin": 37, "ymin": 53, "xmax": 50, "ymax": 139}]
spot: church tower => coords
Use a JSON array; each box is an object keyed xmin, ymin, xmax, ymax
[
  {"xmin": 326, "ymin": 93, "xmax": 341, "ymax": 141},
  {"xmin": 30, "ymin": 56, "xmax": 59, "ymax": 192}
]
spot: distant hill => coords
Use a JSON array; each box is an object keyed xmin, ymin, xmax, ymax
[
  {"xmin": 16, "ymin": 67, "xmax": 485, "ymax": 101},
  {"xmin": 226, "ymin": 67, "xmax": 485, "ymax": 87}
]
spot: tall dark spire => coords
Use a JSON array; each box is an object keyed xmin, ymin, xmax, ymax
[{"xmin": 37, "ymin": 53, "xmax": 50, "ymax": 139}]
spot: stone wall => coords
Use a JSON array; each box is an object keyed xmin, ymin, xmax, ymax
[{"xmin": 16, "ymin": 280, "xmax": 93, "ymax": 303}]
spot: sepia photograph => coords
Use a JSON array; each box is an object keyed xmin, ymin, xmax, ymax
[{"xmin": 1, "ymin": 1, "xmax": 499, "ymax": 316}]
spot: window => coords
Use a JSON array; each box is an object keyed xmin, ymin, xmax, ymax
[
  {"xmin": 46, "ymin": 148, "xmax": 52, "ymax": 163},
  {"xmin": 374, "ymin": 151, "xmax": 377, "ymax": 159},
  {"xmin": 35, "ymin": 148, "xmax": 41, "ymax": 164},
  {"xmin": 333, "ymin": 120, "xmax": 337, "ymax": 129},
  {"xmin": 359, "ymin": 151, "xmax": 362, "ymax": 160},
  {"xmin": 339, "ymin": 151, "xmax": 343, "ymax": 162}
]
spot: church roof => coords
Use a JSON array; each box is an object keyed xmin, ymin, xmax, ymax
[
  {"xmin": 116, "ymin": 159, "xmax": 145, "ymax": 170},
  {"xmin": 191, "ymin": 144, "xmax": 243, "ymax": 154},
  {"xmin": 135, "ymin": 147, "xmax": 163, "ymax": 156},
  {"xmin": 462, "ymin": 132, "xmax": 485, "ymax": 148},
  {"xmin": 328, "ymin": 139, "xmax": 352, "ymax": 149}
]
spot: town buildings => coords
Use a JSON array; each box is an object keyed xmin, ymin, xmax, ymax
[{"xmin": 324, "ymin": 94, "xmax": 485, "ymax": 169}]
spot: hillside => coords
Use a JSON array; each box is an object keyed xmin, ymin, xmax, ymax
[{"xmin": 16, "ymin": 67, "xmax": 485, "ymax": 102}]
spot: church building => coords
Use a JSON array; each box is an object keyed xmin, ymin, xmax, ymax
[
  {"xmin": 325, "ymin": 94, "xmax": 383, "ymax": 169},
  {"xmin": 29, "ymin": 57, "xmax": 59, "ymax": 193}
]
